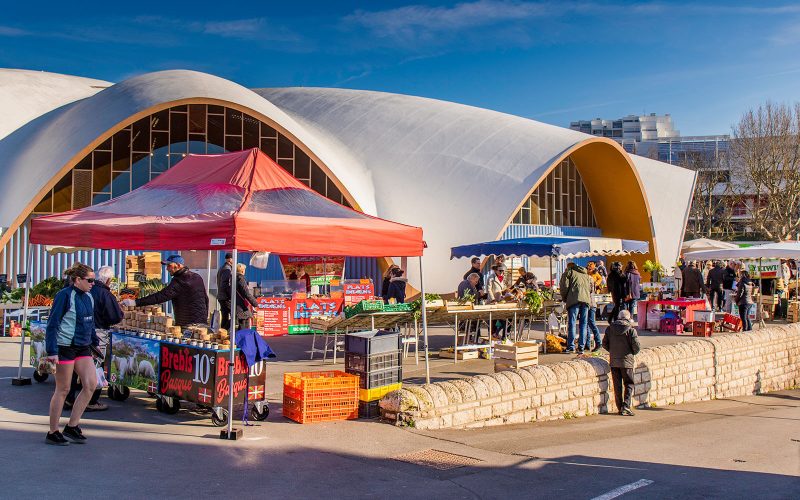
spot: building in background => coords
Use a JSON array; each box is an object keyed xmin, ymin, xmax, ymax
[{"xmin": 0, "ymin": 69, "xmax": 695, "ymax": 292}]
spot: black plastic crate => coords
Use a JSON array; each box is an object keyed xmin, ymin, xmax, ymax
[
  {"xmin": 346, "ymin": 366, "xmax": 403, "ymax": 389},
  {"xmin": 344, "ymin": 330, "xmax": 401, "ymax": 356},
  {"xmin": 358, "ymin": 400, "xmax": 381, "ymax": 419},
  {"xmin": 345, "ymin": 350, "xmax": 402, "ymax": 374}
]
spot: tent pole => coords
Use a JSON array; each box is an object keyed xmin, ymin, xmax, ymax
[
  {"xmin": 549, "ymin": 255, "xmax": 553, "ymax": 288},
  {"xmin": 225, "ymin": 249, "xmax": 238, "ymax": 438},
  {"xmin": 206, "ymin": 251, "xmax": 212, "ymax": 309},
  {"xmin": 758, "ymin": 257, "xmax": 765, "ymax": 329},
  {"xmin": 12, "ymin": 245, "xmax": 33, "ymax": 385},
  {"xmin": 419, "ymin": 256, "xmax": 430, "ymax": 384}
]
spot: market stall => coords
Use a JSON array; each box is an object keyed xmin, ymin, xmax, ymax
[
  {"xmin": 24, "ymin": 148, "xmax": 426, "ymax": 438},
  {"xmin": 637, "ymin": 298, "xmax": 708, "ymax": 333}
]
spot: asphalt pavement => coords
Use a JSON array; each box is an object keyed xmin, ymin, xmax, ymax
[{"xmin": 0, "ymin": 337, "xmax": 798, "ymax": 499}]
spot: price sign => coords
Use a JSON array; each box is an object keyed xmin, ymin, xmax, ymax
[
  {"xmin": 0, "ymin": 274, "xmax": 7, "ymax": 284},
  {"xmin": 16, "ymin": 273, "xmax": 27, "ymax": 284}
]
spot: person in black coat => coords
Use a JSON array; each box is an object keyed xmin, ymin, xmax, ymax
[
  {"xmin": 463, "ymin": 257, "xmax": 486, "ymax": 299},
  {"xmin": 216, "ymin": 253, "xmax": 233, "ymax": 330},
  {"xmin": 706, "ymin": 261, "xmax": 726, "ymax": 311},
  {"xmin": 123, "ymin": 255, "xmax": 209, "ymax": 327},
  {"xmin": 606, "ymin": 262, "xmax": 628, "ymax": 322},
  {"xmin": 386, "ymin": 268, "xmax": 408, "ymax": 304},
  {"xmin": 234, "ymin": 264, "xmax": 258, "ymax": 331},
  {"xmin": 602, "ymin": 309, "xmax": 641, "ymax": 416},
  {"xmin": 381, "ymin": 264, "xmax": 399, "ymax": 301}
]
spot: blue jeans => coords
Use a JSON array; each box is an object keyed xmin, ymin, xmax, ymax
[
  {"xmin": 567, "ymin": 303, "xmax": 589, "ymax": 351},
  {"xmin": 582, "ymin": 306, "xmax": 601, "ymax": 350}
]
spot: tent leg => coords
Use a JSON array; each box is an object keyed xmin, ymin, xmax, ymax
[
  {"xmin": 12, "ymin": 246, "xmax": 33, "ymax": 386},
  {"xmin": 222, "ymin": 249, "xmax": 240, "ymax": 440},
  {"xmin": 419, "ymin": 256, "xmax": 430, "ymax": 384},
  {"xmin": 758, "ymin": 257, "xmax": 765, "ymax": 329},
  {"xmin": 549, "ymin": 256, "xmax": 553, "ymax": 287},
  {"xmin": 206, "ymin": 251, "xmax": 212, "ymax": 308}
]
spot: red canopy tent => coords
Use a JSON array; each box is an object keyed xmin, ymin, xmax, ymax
[
  {"xmin": 24, "ymin": 149, "xmax": 431, "ymax": 438},
  {"xmin": 30, "ymin": 148, "xmax": 423, "ymax": 256}
]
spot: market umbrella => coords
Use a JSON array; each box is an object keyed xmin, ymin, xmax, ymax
[{"xmin": 681, "ymin": 238, "xmax": 739, "ymax": 254}]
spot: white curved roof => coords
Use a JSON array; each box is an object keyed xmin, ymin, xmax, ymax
[
  {"xmin": 0, "ymin": 69, "xmax": 695, "ymax": 292},
  {"xmin": 0, "ymin": 69, "xmax": 110, "ymax": 140}
]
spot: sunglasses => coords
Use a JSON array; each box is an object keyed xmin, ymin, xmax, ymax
[{"xmin": 80, "ymin": 278, "xmax": 95, "ymax": 283}]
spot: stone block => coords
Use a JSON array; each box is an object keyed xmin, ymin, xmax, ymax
[
  {"xmin": 474, "ymin": 405, "xmax": 492, "ymax": 420},
  {"xmin": 475, "ymin": 375, "xmax": 503, "ymax": 397},
  {"xmin": 492, "ymin": 401, "xmax": 513, "ymax": 417},
  {"xmin": 451, "ymin": 410, "xmax": 475, "ymax": 427}
]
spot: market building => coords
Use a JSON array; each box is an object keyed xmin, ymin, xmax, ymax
[{"xmin": 0, "ymin": 69, "xmax": 695, "ymax": 293}]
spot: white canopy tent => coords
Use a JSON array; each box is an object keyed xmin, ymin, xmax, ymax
[
  {"xmin": 681, "ymin": 238, "xmax": 739, "ymax": 254},
  {"xmin": 554, "ymin": 237, "xmax": 650, "ymax": 260}
]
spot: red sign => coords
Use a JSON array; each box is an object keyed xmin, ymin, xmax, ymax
[
  {"xmin": 255, "ymin": 297, "xmax": 290, "ymax": 337},
  {"xmin": 343, "ymin": 282, "xmax": 375, "ymax": 306},
  {"xmin": 289, "ymin": 298, "xmax": 344, "ymax": 334}
]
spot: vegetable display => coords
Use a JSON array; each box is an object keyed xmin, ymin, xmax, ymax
[
  {"xmin": 138, "ymin": 278, "xmax": 166, "ymax": 297},
  {"xmin": 30, "ymin": 277, "xmax": 65, "ymax": 299}
]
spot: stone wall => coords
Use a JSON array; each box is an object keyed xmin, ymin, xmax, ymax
[{"xmin": 380, "ymin": 324, "xmax": 800, "ymax": 430}]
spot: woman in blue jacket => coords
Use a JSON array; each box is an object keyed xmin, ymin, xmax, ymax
[{"xmin": 44, "ymin": 263, "xmax": 98, "ymax": 446}]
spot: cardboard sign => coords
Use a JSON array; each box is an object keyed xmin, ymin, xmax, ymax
[
  {"xmin": 255, "ymin": 297, "xmax": 290, "ymax": 337},
  {"xmin": 343, "ymin": 282, "xmax": 375, "ymax": 306}
]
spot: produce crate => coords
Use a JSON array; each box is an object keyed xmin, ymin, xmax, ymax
[
  {"xmin": 358, "ymin": 400, "xmax": 381, "ymax": 419},
  {"xmin": 345, "ymin": 350, "xmax": 402, "ymax": 373},
  {"xmin": 721, "ymin": 313, "xmax": 742, "ymax": 332},
  {"xmin": 346, "ymin": 366, "xmax": 403, "ymax": 389},
  {"xmin": 283, "ymin": 395, "xmax": 358, "ymax": 424},
  {"xmin": 382, "ymin": 303, "xmax": 413, "ymax": 313},
  {"xmin": 493, "ymin": 341, "xmax": 540, "ymax": 371},
  {"xmin": 344, "ymin": 330, "xmax": 401, "ymax": 356},
  {"xmin": 691, "ymin": 321, "xmax": 714, "ymax": 337},
  {"xmin": 445, "ymin": 301, "xmax": 474, "ymax": 312},
  {"xmin": 359, "ymin": 382, "xmax": 402, "ymax": 402},
  {"xmin": 694, "ymin": 310, "xmax": 716, "ymax": 323},
  {"xmin": 438, "ymin": 348, "xmax": 479, "ymax": 360},
  {"xmin": 345, "ymin": 299, "xmax": 385, "ymax": 318},
  {"xmin": 283, "ymin": 371, "xmax": 359, "ymax": 401},
  {"xmin": 659, "ymin": 317, "xmax": 683, "ymax": 334}
]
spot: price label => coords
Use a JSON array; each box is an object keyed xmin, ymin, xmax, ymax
[
  {"xmin": 0, "ymin": 274, "xmax": 7, "ymax": 283},
  {"xmin": 16, "ymin": 273, "xmax": 27, "ymax": 284}
]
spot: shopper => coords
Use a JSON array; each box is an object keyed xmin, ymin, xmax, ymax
[
  {"xmin": 122, "ymin": 255, "xmax": 209, "ymax": 327},
  {"xmin": 513, "ymin": 267, "xmax": 538, "ymax": 290},
  {"xmin": 602, "ymin": 309, "xmax": 640, "ymax": 416},
  {"xmin": 706, "ymin": 261, "xmax": 726, "ymax": 311},
  {"xmin": 623, "ymin": 261, "xmax": 641, "ymax": 316},
  {"xmin": 44, "ymin": 263, "xmax": 99, "ymax": 445},
  {"xmin": 559, "ymin": 262, "xmax": 592, "ymax": 354},
  {"xmin": 457, "ymin": 273, "xmax": 480, "ymax": 303},
  {"xmin": 587, "ymin": 262, "xmax": 603, "ymax": 292},
  {"xmin": 488, "ymin": 266, "xmax": 510, "ymax": 338},
  {"xmin": 702, "ymin": 261, "xmax": 713, "ymax": 283},
  {"xmin": 65, "ymin": 266, "xmax": 122, "ymax": 412},
  {"xmin": 229, "ymin": 263, "xmax": 257, "ymax": 331},
  {"xmin": 607, "ymin": 261, "xmax": 628, "ymax": 322},
  {"xmin": 722, "ymin": 260, "xmax": 738, "ymax": 312},
  {"xmin": 386, "ymin": 268, "xmax": 408, "ymax": 304},
  {"xmin": 596, "ymin": 260, "xmax": 608, "ymax": 280},
  {"xmin": 673, "ymin": 264, "xmax": 683, "ymax": 298},
  {"xmin": 735, "ymin": 270, "xmax": 755, "ymax": 331},
  {"xmin": 681, "ymin": 261, "xmax": 706, "ymax": 299},
  {"xmin": 381, "ymin": 264, "xmax": 399, "ymax": 302},
  {"xmin": 216, "ymin": 252, "xmax": 233, "ymax": 330},
  {"xmin": 494, "ymin": 254, "xmax": 508, "ymax": 273},
  {"xmin": 463, "ymin": 257, "xmax": 486, "ymax": 299}
]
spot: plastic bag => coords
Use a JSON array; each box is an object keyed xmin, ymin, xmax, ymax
[
  {"xmin": 95, "ymin": 367, "xmax": 109, "ymax": 388},
  {"xmin": 249, "ymin": 252, "xmax": 270, "ymax": 269}
]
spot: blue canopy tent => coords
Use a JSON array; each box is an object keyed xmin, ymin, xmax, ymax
[{"xmin": 451, "ymin": 236, "xmax": 650, "ymax": 285}]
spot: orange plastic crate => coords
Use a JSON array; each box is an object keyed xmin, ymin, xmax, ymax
[{"xmin": 282, "ymin": 371, "xmax": 359, "ymax": 424}]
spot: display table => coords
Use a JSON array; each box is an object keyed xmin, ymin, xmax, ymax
[{"xmin": 637, "ymin": 299, "xmax": 707, "ymax": 333}]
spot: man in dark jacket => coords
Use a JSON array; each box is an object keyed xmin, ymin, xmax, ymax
[
  {"xmin": 463, "ymin": 257, "xmax": 486, "ymax": 299},
  {"xmin": 722, "ymin": 261, "xmax": 739, "ymax": 312},
  {"xmin": 602, "ymin": 309, "xmax": 641, "ymax": 416},
  {"xmin": 67, "ymin": 266, "xmax": 123, "ymax": 412},
  {"xmin": 216, "ymin": 253, "xmax": 233, "ymax": 330},
  {"xmin": 123, "ymin": 255, "xmax": 209, "ymax": 326},
  {"xmin": 606, "ymin": 262, "xmax": 628, "ymax": 322},
  {"xmin": 681, "ymin": 262, "xmax": 706, "ymax": 298},
  {"xmin": 706, "ymin": 261, "xmax": 726, "ymax": 311},
  {"xmin": 559, "ymin": 263, "xmax": 593, "ymax": 354}
]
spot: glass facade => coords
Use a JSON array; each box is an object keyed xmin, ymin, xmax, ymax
[
  {"xmin": 32, "ymin": 103, "xmax": 350, "ymax": 215},
  {"xmin": 511, "ymin": 156, "xmax": 597, "ymax": 228}
]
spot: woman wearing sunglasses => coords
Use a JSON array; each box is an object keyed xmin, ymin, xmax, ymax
[{"xmin": 44, "ymin": 262, "xmax": 98, "ymax": 446}]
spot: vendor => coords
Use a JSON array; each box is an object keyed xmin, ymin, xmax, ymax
[{"xmin": 121, "ymin": 255, "xmax": 208, "ymax": 327}]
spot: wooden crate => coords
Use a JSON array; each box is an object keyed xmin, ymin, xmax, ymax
[
  {"xmin": 445, "ymin": 301, "xmax": 474, "ymax": 312},
  {"xmin": 438, "ymin": 348, "xmax": 479, "ymax": 360},
  {"xmin": 493, "ymin": 341, "xmax": 540, "ymax": 371}
]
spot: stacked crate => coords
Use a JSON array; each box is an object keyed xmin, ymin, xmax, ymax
[
  {"xmin": 125, "ymin": 252, "xmax": 163, "ymax": 288},
  {"xmin": 282, "ymin": 371, "xmax": 359, "ymax": 424},
  {"xmin": 787, "ymin": 301, "xmax": 800, "ymax": 323},
  {"xmin": 345, "ymin": 330, "xmax": 403, "ymax": 418},
  {"xmin": 690, "ymin": 321, "xmax": 714, "ymax": 337}
]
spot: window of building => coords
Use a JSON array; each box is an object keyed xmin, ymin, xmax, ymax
[
  {"xmin": 511, "ymin": 156, "xmax": 597, "ymax": 228},
  {"xmin": 31, "ymin": 104, "xmax": 352, "ymax": 215}
]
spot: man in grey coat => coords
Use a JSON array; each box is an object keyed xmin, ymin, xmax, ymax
[{"xmin": 602, "ymin": 309, "xmax": 641, "ymax": 416}]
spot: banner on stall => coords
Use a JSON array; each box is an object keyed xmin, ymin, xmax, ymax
[
  {"xmin": 255, "ymin": 297, "xmax": 344, "ymax": 336},
  {"xmin": 279, "ymin": 255, "xmax": 345, "ymax": 286},
  {"xmin": 744, "ymin": 259, "xmax": 780, "ymax": 279},
  {"xmin": 255, "ymin": 297, "xmax": 290, "ymax": 337},
  {"xmin": 289, "ymin": 298, "xmax": 344, "ymax": 334},
  {"xmin": 343, "ymin": 281, "xmax": 375, "ymax": 306}
]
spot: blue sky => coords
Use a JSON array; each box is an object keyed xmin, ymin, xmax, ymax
[{"xmin": 2, "ymin": 1, "xmax": 799, "ymax": 135}]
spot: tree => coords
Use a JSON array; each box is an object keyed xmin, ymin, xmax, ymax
[
  {"xmin": 730, "ymin": 102, "xmax": 800, "ymax": 241},
  {"xmin": 682, "ymin": 150, "xmax": 737, "ymax": 239}
]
